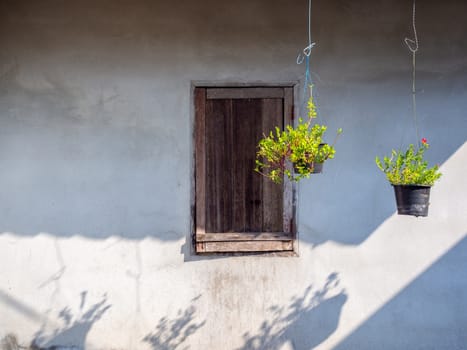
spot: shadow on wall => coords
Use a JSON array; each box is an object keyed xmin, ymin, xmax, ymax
[
  {"xmin": 32, "ymin": 291, "xmax": 111, "ymax": 350},
  {"xmin": 0, "ymin": 61, "xmax": 186, "ymax": 242},
  {"xmin": 297, "ymin": 135, "xmax": 467, "ymax": 248},
  {"xmin": 0, "ymin": 292, "xmax": 206, "ymax": 350},
  {"xmin": 334, "ymin": 235, "xmax": 467, "ymax": 350},
  {"xmin": 289, "ymin": 0, "xmax": 467, "ymax": 248},
  {"xmin": 238, "ymin": 273, "xmax": 347, "ymax": 350},
  {"xmin": 0, "ymin": 0, "xmax": 466, "ymax": 246},
  {"xmin": 143, "ymin": 295, "xmax": 206, "ymax": 350}
]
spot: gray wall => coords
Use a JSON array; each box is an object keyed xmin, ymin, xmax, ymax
[{"xmin": 1, "ymin": 0, "xmax": 466, "ymax": 349}]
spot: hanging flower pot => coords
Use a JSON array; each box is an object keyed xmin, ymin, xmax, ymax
[
  {"xmin": 392, "ymin": 184, "xmax": 430, "ymax": 217},
  {"xmin": 376, "ymin": 138, "xmax": 442, "ymax": 217},
  {"xmin": 310, "ymin": 161, "xmax": 324, "ymax": 174},
  {"xmin": 293, "ymin": 144, "xmax": 326, "ymax": 174},
  {"xmin": 294, "ymin": 161, "xmax": 323, "ymax": 174},
  {"xmin": 255, "ymin": 94, "xmax": 342, "ymax": 184}
]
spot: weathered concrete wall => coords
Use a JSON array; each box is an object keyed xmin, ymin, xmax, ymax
[{"xmin": 0, "ymin": 0, "xmax": 466, "ymax": 349}]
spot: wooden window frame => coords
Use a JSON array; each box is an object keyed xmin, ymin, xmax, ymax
[{"xmin": 193, "ymin": 85, "xmax": 297, "ymax": 255}]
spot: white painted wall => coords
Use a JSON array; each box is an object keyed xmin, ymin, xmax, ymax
[{"xmin": 1, "ymin": 1, "xmax": 466, "ymax": 349}]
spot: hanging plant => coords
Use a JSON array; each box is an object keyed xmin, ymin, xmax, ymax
[
  {"xmin": 375, "ymin": 139, "xmax": 442, "ymax": 216},
  {"xmin": 255, "ymin": 92, "xmax": 342, "ymax": 184},
  {"xmin": 375, "ymin": 0, "xmax": 442, "ymax": 217}
]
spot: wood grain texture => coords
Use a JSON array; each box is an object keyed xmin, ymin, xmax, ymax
[
  {"xmin": 283, "ymin": 87, "xmax": 294, "ymax": 234},
  {"xmin": 197, "ymin": 232, "xmax": 292, "ymax": 242},
  {"xmin": 205, "ymin": 98, "xmax": 233, "ymax": 232},
  {"xmin": 207, "ymin": 87, "xmax": 284, "ymax": 100},
  {"xmin": 232, "ymin": 99, "xmax": 263, "ymax": 232},
  {"xmin": 196, "ymin": 240, "xmax": 293, "ymax": 253},
  {"xmin": 194, "ymin": 86, "xmax": 296, "ymax": 253},
  {"xmin": 194, "ymin": 88, "xmax": 206, "ymax": 234},
  {"xmin": 261, "ymin": 98, "xmax": 284, "ymax": 232}
]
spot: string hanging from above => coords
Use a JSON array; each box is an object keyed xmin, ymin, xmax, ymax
[
  {"xmin": 404, "ymin": 0, "xmax": 420, "ymax": 146},
  {"xmin": 297, "ymin": 0, "xmax": 316, "ymax": 100}
]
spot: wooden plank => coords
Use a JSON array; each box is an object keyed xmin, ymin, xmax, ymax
[
  {"xmin": 205, "ymin": 98, "xmax": 216, "ymax": 232},
  {"xmin": 261, "ymin": 98, "xmax": 284, "ymax": 232},
  {"xmin": 197, "ymin": 232, "xmax": 293, "ymax": 242},
  {"xmin": 205, "ymin": 99, "xmax": 233, "ymax": 232},
  {"xmin": 248, "ymin": 99, "xmax": 264, "ymax": 232},
  {"xmin": 224, "ymin": 99, "xmax": 234, "ymax": 232},
  {"xmin": 197, "ymin": 240, "xmax": 293, "ymax": 253},
  {"xmin": 194, "ymin": 88, "xmax": 206, "ymax": 235},
  {"xmin": 206, "ymin": 100, "xmax": 229, "ymax": 232},
  {"xmin": 195, "ymin": 86, "xmax": 297, "ymax": 254},
  {"xmin": 283, "ymin": 87, "xmax": 295, "ymax": 234},
  {"xmin": 207, "ymin": 87, "xmax": 284, "ymax": 100},
  {"xmin": 231, "ymin": 100, "xmax": 247, "ymax": 232},
  {"xmin": 232, "ymin": 99, "xmax": 263, "ymax": 232}
]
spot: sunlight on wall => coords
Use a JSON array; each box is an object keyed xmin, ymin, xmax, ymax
[{"xmin": 317, "ymin": 141, "xmax": 467, "ymax": 349}]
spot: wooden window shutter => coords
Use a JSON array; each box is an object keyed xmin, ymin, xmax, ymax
[{"xmin": 194, "ymin": 87, "xmax": 296, "ymax": 254}]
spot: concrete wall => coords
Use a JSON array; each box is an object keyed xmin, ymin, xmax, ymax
[{"xmin": 1, "ymin": 0, "xmax": 466, "ymax": 349}]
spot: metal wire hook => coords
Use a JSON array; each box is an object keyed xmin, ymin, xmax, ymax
[
  {"xmin": 404, "ymin": 0, "xmax": 419, "ymax": 53},
  {"xmin": 297, "ymin": 42, "xmax": 316, "ymax": 64}
]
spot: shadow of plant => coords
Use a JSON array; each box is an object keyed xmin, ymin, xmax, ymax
[
  {"xmin": 32, "ymin": 291, "xmax": 111, "ymax": 350},
  {"xmin": 143, "ymin": 296, "xmax": 206, "ymax": 350},
  {"xmin": 1, "ymin": 334, "xmax": 21, "ymax": 350},
  {"xmin": 238, "ymin": 273, "xmax": 347, "ymax": 350}
]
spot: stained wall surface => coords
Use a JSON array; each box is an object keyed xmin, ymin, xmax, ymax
[{"xmin": 0, "ymin": 0, "xmax": 466, "ymax": 349}]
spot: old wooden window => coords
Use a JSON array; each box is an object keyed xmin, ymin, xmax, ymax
[{"xmin": 194, "ymin": 86, "xmax": 296, "ymax": 254}]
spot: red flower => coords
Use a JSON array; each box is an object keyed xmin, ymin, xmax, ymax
[{"xmin": 421, "ymin": 138, "xmax": 427, "ymax": 144}]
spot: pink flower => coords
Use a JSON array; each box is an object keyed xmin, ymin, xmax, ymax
[{"xmin": 421, "ymin": 138, "xmax": 428, "ymax": 144}]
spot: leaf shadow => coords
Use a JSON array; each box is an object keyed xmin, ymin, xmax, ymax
[
  {"xmin": 32, "ymin": 291, "xmax": 111, "ymax": 350},
  {"xmin": 143, "ymin": 295, "xmax": 206, "ymax": 350},
  {"xmin": 238, "ymin": 273, "xmax": 347, "ymax": 350}
]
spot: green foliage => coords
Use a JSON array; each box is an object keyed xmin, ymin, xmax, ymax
[
  {"xmin": 375, "ymin": 140, "xmax": 442, "ymax": 186},
  {"xmin": 255, "ymin": 92, "xmax": 342, "ymax": 184}
]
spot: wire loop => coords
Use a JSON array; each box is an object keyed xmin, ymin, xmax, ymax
[
  {"xmin": 296, "ymin": 42, "xmax": 316, "ymax": 64},
  {"xmin": 405, "ymin": 0, "xmax": 420, "ymax": 145},
  {"xmin": 404, "ymin": 0, "xmax": 419, "ymax": 53}
]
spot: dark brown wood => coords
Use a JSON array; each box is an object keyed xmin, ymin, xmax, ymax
[
  {"xmin": 205, "ymin": 99, "xmax": 233, "ymax": 232},
  {"xmin": 261, "ymin": 98, "xmax": 284, "ymax": 232},
  {"xmin": 196, "ymin": 232, "xmax": 292, "ymax": 242},
  {"xmin": 231, "ymin": 100, "xmax": 248, "ymax": 232},
  {"xmin": 248, "ymin": 99, "xmax": 264, "ymax": 232},
  {"xmin": 194, "ymin": 86, "xmax": 296, "ymax": 254},
  {"xmin": 194, "ymin": 88, "xmax": 206, "ymax": 235},
  {"xmin": 232, "ymin": 99, "xmax": 263, "ymax": 232},
  {"xmin": 196, "ymin": 240, "xmax": 293, "ymax": 253},
  {"xmin": 283, "ymin": 87, "xmax": 294, "ymax": 234},
  {"xmin": 206, "ymin": 87, "xmax": 284, "ymax": 100}
]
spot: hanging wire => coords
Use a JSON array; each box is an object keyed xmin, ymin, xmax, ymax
[
  {"xmin": 297, "ymin": 0, "xmax": 316, "ymax": 97},
  {"xmin": 404, "ymin": 0, "xmax": 420, "ymax": 146},
  {"xmin": 295, "ymin": 0, "xmax": 315, "ymax": 224},
  {"xmin": 296, "ymin": 0, "xmax": 315, "ymax": 64}
]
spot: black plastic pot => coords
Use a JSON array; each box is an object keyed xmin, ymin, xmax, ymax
[
  {"xmin": 310, "ymin": 162, "xmax": 323, "ymax": 173},
  {"xmin": 293, "ymin": 144, "xmax": 326, "ymax": 175},
  {"xmin": 294, "ymin": 161, "xmax": 323, "ymax": 174},
  {"xmin": 392, "ymin": 185, "xmax": 431, "ymax": 217}
]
